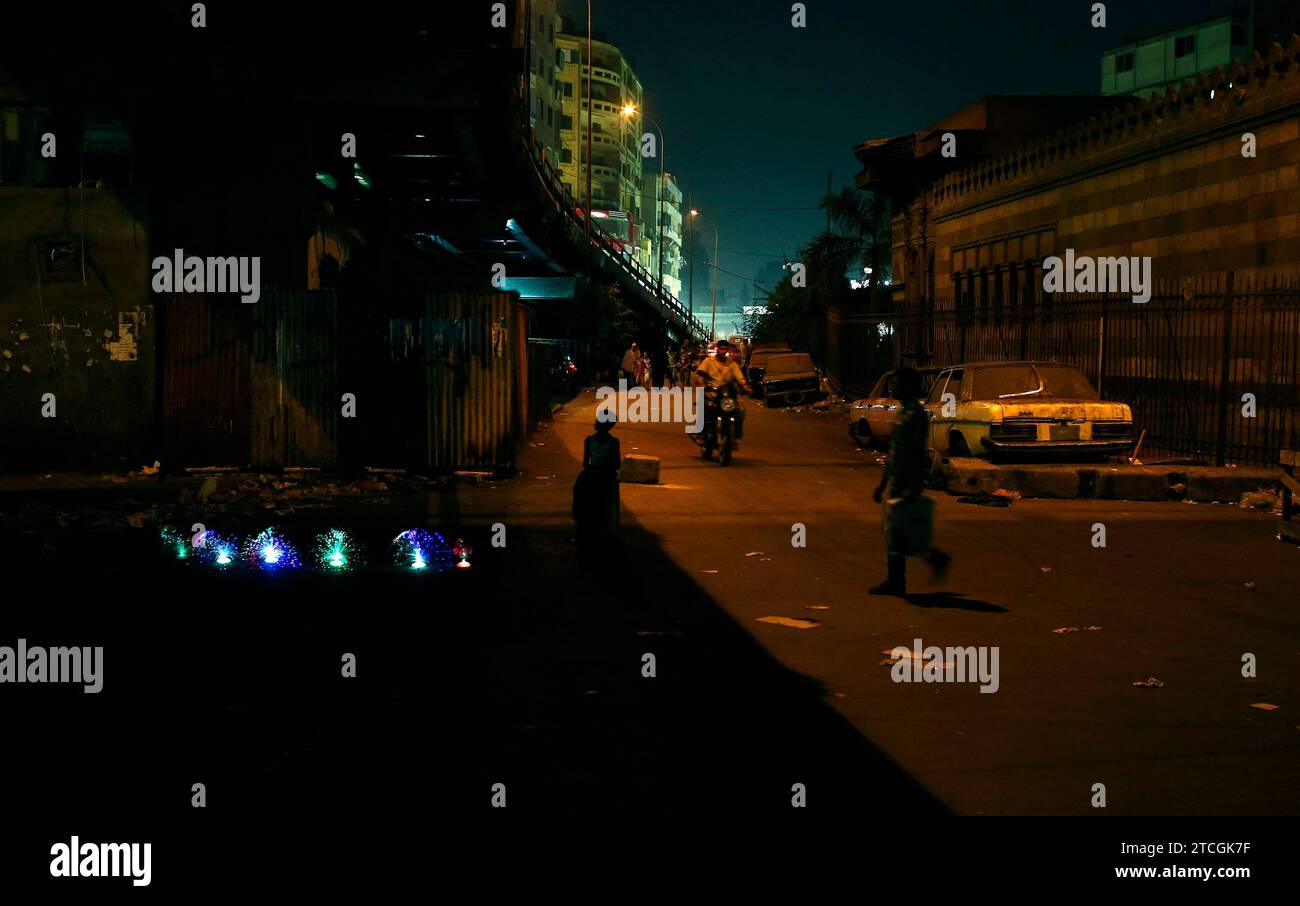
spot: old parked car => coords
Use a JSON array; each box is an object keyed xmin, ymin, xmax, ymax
[
  {"xmin": 745, "ymin": 342, "xmax": 792, "ymax": 393},
  {"xmin": 924, "ymin": 361, "xmax": 1135, "ymax": 459},
  {"xmin": 760, "ymin": 352, "xmax": 824, "ymax": 407},
  {"xmin": 848, "ymin": 367, "xmax": 943, "ymax": 447}
]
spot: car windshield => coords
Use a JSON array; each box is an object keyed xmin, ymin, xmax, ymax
[
  {"xmin": 972, "ymin": 365, "xmax": 1098, "ymax": 400},
  {"xmin": 765, "ymin": 354, "xmax": 815, "ymax": 375}
]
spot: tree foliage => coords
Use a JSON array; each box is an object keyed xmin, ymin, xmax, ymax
[
  {"xmin": 566, "ymin": 278, "xmax": 638, "ymax": 372},
  {"xmin": 745, "ymin": 187, "xmax": 892, "ymax": 361}
]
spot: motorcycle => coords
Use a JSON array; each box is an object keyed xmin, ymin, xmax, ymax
[{"xmin": 694, "ymin": 383, "xmax": 741, "ymax": 466}]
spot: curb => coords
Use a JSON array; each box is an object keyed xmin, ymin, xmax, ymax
[{"xmin": 942, "ymin": 458, "xmax": 1282, "ymax": 502}]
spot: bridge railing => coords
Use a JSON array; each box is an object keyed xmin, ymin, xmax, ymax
[{"xmin": 519, "ymin": 127, "xmax": 707, "ymax": 340}]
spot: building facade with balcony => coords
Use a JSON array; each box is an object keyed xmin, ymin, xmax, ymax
[
  {"xmin": 659, "ymin": 172, "xmax": 684, "ymax": 299},
  {"xmin": 526, "ymin": 0, "xmax": 564, "ymax": 161},
  {"xmin": 556, "ymin": 33, "xmax": 645, "ymax": 259}
]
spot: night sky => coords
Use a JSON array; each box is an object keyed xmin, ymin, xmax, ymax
[{"xmin": 561, "ymin": 0, "xmax": 1242, "ymax": 310}]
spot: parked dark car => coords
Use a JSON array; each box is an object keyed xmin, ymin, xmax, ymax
[
  {"xmin": 760, "ymin": 352, "xmax": 824, "ymax": 407},
  {"xmin": 745, "ymin": 341, "xmax": 792, "ymax": 393}
]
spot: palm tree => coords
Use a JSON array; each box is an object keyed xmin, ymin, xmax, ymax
[{"xmin": 803, "ymin": 187, "xmax": 891, "ymax": 304}]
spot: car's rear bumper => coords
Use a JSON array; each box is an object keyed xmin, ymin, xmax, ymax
[{"xmin": 982, "ymin": 438, "xmax": 1135, "ymax": 452}]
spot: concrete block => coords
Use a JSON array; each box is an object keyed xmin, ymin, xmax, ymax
[
  {"xmin": 1004, "ymin": 467, "xmax": 1081, "ymax": 499},
  {"xmin": 619, "ymin": 454, "xmax": 659, "ymax": 484},
  {"xmin": 1094, "ymin": 467, "xmax": 1171, "ymax": 501},
  {"xmin": 1183, "ymin": 468, "xmax": 1279, "ymax": 503},
  {"xmin": 944, "ymin": 458, "xmax": 1000, "ymax": 496}
]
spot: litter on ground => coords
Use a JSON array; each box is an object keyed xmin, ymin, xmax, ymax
[{"xmin": 757, "ymin": 616, "xmax": 821, "ymax": 629}]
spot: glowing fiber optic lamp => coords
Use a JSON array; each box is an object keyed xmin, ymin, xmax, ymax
[
  {"xmin": 391, "ymin": 528, "xmax": 454, "ymax": 573},
  {"xmin": 452, "ymin": 538, "xmax": 473, "ymax": 569},
  {"xmin": 245, "ymin": 528, "xmax": 300, "ymax": 571},
  {"xmin": 315, "ymin": 528, "xmax": 360, "ymax": 572}
]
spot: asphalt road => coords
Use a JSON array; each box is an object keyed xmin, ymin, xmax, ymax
[
  {"xmin": 461, "ymin": 386, "xmax": 1300, "ymax": 816},
  {"xmin": 2, "ymin": 383, "xmax": 1295, "ymax": 879}
]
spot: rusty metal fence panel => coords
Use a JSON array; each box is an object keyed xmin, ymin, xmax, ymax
[
  {"xmin": 249, "ymin": 291, "xmax": 339, "ymax": 468},
  {"xmin": 160, "ymin": 290, "xmax": 339, "ymax": 469},
  {"xmin": 160, "ymin": 293, "xmax": 252, "ymax": 467},
  {"xmin": 375, "ymin": 293, "xmax": 527, "ymax": 473},
  {"xmin": 833, "ymin": 274, "xmax": 1300, "ymax": 466}
]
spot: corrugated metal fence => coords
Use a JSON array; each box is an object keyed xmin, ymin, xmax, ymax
[
  {"xmin": 161, "ymin": 290, "xmax": 339, "ymax": 468},
  {"xmin": 831, "ymin": 274, "xmax": 1300, "ymax": 466},
  {"xmin": 367, "ymin": 293, "xmax": 528, "ymax": 472},
  {"xmin": 161, "ymin": 290, "xmax": 529, "ymax": 472}
]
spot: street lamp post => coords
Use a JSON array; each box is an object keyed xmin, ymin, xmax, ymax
[
  {"xmin": 585, "ymin": 0, "xmax": 593, "ymax": 242},
  {"xmin": 690, "ymin": 209, "xmax": 720, "ymax": 339},
  {"xmin": 710, "ymin": 224, "xmax": 719, "ymax": 339},
  {"xmin": 681, "ymin": 189, "xmax": 694, "ymax": 318},
  {"xmin": 622, "ymin": 106, "xmax": 665, "ymax": 295}
]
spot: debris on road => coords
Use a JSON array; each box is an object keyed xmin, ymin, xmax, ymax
[
  {"xmin": 993, "ymin": 488, "xmax": 1021, "ymax": 501},
  {"xmin": 784, "ymin": 396, "xmax": 848, "ymax": 415},
  {"xmin": 1250, "ymin": 703, "xmax": 1280, "ymax": 711},
  {"xmin": 1053, "ymin": 627, "xmax": 1079, "ymax": 634},
  {"xmin": 757, "ymin": 616, "xmax": 821, "ymax": 629},
  {"xmin": 197, "ymin": 476, "xmax": 219, "ymax": 504},
  {"xmin": 700, "ymin": 569, "xmax": 719, "ymax": 574},
  {"xmin": 1084, "ymin": 626, "xmax": 1102, "ymax": 631},
  {"xmin": 1133, "ymin": 677, "xmax": 1166, "ymax": 688},
  {"xmin": 806, "ymin": 604, "xmax": 830, "ymax": 611},
  {"xmin": 745, "ymin": 551, "xmax": 764, "ymax": 557},
  {"xmin": 1239, "ymin": 490, "xmax": 1278, "ymax": 509},
  {"xmin": 1245, "ymin": 581, "xmax": 1256, "ymax": 591},
  {"xmin": 1040, "ymin": 565, "xmax": 1053, "ymax": 573},
  {"xmin": 957, "ymin": 491, "xmax": 1013, "ymax": 507}
]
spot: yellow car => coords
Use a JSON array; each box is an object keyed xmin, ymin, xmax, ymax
[{"xmin": 924, "ymin": 361, "xmax": 1135, "ymax": 459}]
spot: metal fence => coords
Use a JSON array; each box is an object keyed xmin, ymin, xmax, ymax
[
  {"xmin": 831, "ymin": 273, "xmax": 1300, "ymax": 467},
  {"xmin": 161, "ymin": 290, "xmax": 339, "ymax": 469}
]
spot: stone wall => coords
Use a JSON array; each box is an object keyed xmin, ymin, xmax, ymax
[
  {"xmin": 925, "ymin": 36, "xmax": 1300, "ymax": 312},
  {"xmin": 0, "ymin": 187, "xmax": 155, "ymax": 471}
]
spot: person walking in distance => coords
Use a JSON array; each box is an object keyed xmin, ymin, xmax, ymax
[
  {"xmin": 620, "ymin": 342, "xmax": 641, "ymax": 383},
  {"xmin": 869, "ymin": 366, "xmax": 951, "ymax": 596}
]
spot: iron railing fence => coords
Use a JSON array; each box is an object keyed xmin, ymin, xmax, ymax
[{"xmin": 833, "ymin": 273, "xmax": 1300, "ymax": 466}]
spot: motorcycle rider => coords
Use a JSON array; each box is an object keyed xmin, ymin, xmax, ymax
[{"xmin": 695, "ymin": 339, "xmax": 751, "ymax": 446}]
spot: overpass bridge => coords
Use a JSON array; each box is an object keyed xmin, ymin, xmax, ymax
[{"xmin": 331, "ymin": 10, "xmax": 708, "ymax": 345}]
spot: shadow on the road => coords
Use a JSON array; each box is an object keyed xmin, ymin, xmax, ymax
[
  {"xmin": 471, "ymin": 445, "xmax": 951, "ymax": 817},
  {"xmin": 905, "ymin": 591, "xmax": 1009, "ymax": 613},
  {"xmin": 0, "ymin": 447, "xmax": 949, "ymax": 832}
]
